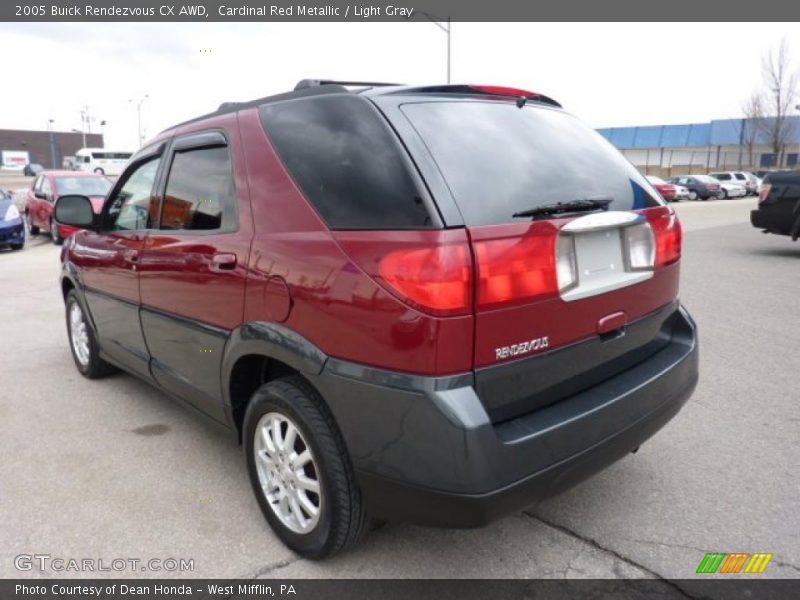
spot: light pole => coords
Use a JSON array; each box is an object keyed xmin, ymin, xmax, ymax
[
  {"xmin": 47, "ymin": 119, "xmax": 58, "ymax": 169},
  {"xmin": 129, "ymin": 94, "xmax": 149, "ymax": 147},
  {"xmin": 99, "ymin": 120, "xmax": 107, "ymax": 148},
  {"xmin": 407, "ymin": 12, "xmax": 451, "ymax": 83},
  {"xmin": 78, "ymin": 107, "xmax": 88, "ymax": 148}
]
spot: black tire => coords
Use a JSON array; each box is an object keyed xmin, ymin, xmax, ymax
[
  {"xmin": 244, "ymin": 376, "xmax": 366, "ymax": 559},
  {"xmin": 721, "ymin": 189, "xmax": 728, "ymax": 199},
  {"xmin": 93, "ymin": 167, "xmax": 104, "ymax": 175},
  {"xmin": 26, "ymin": 212, "xmax": 39, "ymax": 235},
  {"xmin": 50, "ymin": 218, "xmax": 64, "ymax": 245},
  {"xmin": 65, "ymin": 290, "xmax": 117, "ymax": 379},
  {"xmin": 10, "ymin": 244, "xmax": 23, "ymax": 251}
]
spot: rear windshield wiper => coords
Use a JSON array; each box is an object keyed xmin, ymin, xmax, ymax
[{"xmin": 512, "ymin": 198, "xmax": 613, "ymax": 220}]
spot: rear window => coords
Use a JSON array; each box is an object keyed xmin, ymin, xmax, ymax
[
  {"xmin": 260, "ymin": 94, "xmax": 433, "ymax": 229},
  {"xmin": 712, "ymin": 173, "xmax": 732, "ymax": 181},
  {"xmin": 400, "ymin": 101, "xmax": 662, "ymax": 226}
]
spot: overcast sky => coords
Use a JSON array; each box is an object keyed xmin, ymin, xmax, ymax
[{"xmin": 1, "ymin": 22, "xmax": 798, "ymax": 149}]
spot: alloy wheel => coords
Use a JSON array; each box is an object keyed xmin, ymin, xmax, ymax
[
  {"xmin": 69, "ymin": 302, "xmax": 90, "ymax": 367},
  {"xmin": 254, "ymin": 412, "xmax": 322, "ymax": 534}
]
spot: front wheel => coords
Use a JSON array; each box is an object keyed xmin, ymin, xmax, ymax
[
  {"xmin": 688, "ymin": 190, "xmax": 698, "ymax": 201},
  {"xmin": 244, "ymin": 376, "xmax": 366, "ymax": 559},
  {"xmin": 65, "ymin": 290, "xmax": 117, "ymax": 378},
  {"xmin": 50, "ymin": 218, "xmax": 64, "ymax": 245},
  {"xmin": 721, "ymin": 190, "xmax": 728, "ymax": 199},
  {"xmin": 93, "ymin": 167, "xmax": 104, "ymax": 175},
  {"xmin": 26, "ymin": 212, "xmax": 39, "ymax": 235}
]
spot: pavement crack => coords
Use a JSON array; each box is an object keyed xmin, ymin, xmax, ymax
[
  {"xmin": 773, "ymin": 559, "xmax": 800, "ymax": 574},
  {"xmin": 250, "ymin": 556, "xmax": 301, "ymax": 578},
  {"xmin": 625, "ymin": 538, "xmax": 709, "ymax": 555},
  {"xmin": 526, "ymin": 511, "xmax": 707, "ymax": 599}
]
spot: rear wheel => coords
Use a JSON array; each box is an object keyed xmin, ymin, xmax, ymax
[
  {"xmin": 26, "ymin": 212, "xmax": 39, "ymax": 235},
  {"xmin": 65, "ymin": 290, "xmax": 117, "ymax": 378},
  {"xmin": 50, "ymin": 218, "xmax": 64, "ymax": 245},
  {"xmin": 93, "ymin": 167, "xmax": 104, "ymax": 175},
  {"xmin": 721, "ymin": 189, "xmax": 728, "ymax": 199},
  {"xmin": 244, "ymin": 376, "xmax": 366, "ymax": 559}
]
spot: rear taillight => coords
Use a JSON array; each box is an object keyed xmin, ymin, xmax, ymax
[
  {"xmin": 473, "ymin": 223, "xmax": 559, "ymax": 309},
  {"xmin": 758, "ymin": 184, "xmax": 771, "ymax": 204},
  {"xmin": 334, "ymin": 230, "xmax": 473, "ymax": 317},
  {"xmin": 624, "ymin": 223, "xmax": 656, "ymax": 270},
  {"xmin": 647, "ymin": 208, "xmax": 682, "ymax": 267},
  {"xmin": 378, "ymin": 244, "xmax": 472, "ymax": 314}
]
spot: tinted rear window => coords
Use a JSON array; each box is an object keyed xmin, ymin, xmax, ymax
[
  {"xmin": 260, "ymin": 94, "xmax": 433, "ymax": 229},
  {"xmin": 400, "ymin": 101, "xmax": 662, "ymax": 226}
]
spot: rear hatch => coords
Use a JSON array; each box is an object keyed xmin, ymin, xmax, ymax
[{"xmin": 393, "ymin": 97, "xmax": 683, "ymax": 422}]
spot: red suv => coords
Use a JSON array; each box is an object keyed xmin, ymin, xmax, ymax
[{"xmin": 55, "ymin": 81, "xmax": 698, "ymax": 558}]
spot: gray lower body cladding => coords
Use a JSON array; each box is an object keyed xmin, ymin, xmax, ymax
[{"xmin": 308, "ymin": 304, "xmax": 698, "ymax": 527}]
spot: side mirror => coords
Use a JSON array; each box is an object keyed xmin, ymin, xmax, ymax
[{"xmin": 54, "ymin": 195, "xmax": 96, "ymax": 230}]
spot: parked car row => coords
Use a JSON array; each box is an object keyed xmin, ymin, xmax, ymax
[{"xmin": 645, "ymin": 171, "xmax": 763, "ymax": 202}]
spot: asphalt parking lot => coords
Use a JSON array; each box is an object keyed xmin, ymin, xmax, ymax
[{"xmin": 1, "ymin": 196, "xmax": 798, "ymax": 582}]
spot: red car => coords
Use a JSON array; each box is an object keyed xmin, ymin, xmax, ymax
[
  {"xmin": 54, "ymin": 81, "xmax": 698, "ymax": 558},
  {"xmin": 24, "ymin": 171, "xmax": 111, "ymax": 244},
  {"xmin": 646, "ymin": 175, "xmax": 684, "ymax": 202}
]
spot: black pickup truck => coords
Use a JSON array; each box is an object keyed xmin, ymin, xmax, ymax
[{"xmin": 751, "ymin": 170, "xmax": 800, "ymax": 240}]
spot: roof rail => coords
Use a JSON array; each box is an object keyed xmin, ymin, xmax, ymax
[{"xmin": 294, "ymin": 79, "xmax": 403, "ymax": 91}]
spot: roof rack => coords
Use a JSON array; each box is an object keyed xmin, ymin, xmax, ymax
[{"xmin": 294, "ymin": 79, "xmax": 403, "ymax": 91}]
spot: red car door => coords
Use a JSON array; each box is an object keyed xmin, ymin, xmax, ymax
[
  {"xmin": 138, "ymin": 122, "xmax": 251, "ymax": 424},
  {"xmin": 26, "ymin": 175, "xmax": 43, "ymax": 228},
  {"xmin": 39, "ymin": 177, "xmax": 55, "ymax": 232},
  {"xmin": 72, "ymin": 151, "xmax": 164, "ymax": 380}
]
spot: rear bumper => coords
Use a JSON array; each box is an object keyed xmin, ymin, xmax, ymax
[
  {"xmin": 751, "ymin": 208, "xmax": 790, "ymax": 235},
  {"xmin": 311, "ymin": 305, "xmax": 698, "ymax": 528}
]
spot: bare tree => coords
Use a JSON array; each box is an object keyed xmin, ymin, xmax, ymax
[
  {"xmin": 741, "ymin": 91, "xmax": 765, "ymax": 168},
  {"xmin": 753, "ymin": 38, "xmax": 798, "ymax": 167}
]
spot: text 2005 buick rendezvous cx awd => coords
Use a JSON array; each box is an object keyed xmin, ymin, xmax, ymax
[{"xmin": 54, "ymin": 80, "xmax": 699, "ymax": 558}]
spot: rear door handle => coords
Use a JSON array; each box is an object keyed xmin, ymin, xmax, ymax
[{"xmin": 210, "ymin": 252, "xmax": 237, "ymax": 272}]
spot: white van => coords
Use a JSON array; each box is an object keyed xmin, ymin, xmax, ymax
[{"xmin": 74, "ymin": 148, "xmax": 133, "ymax": 176}]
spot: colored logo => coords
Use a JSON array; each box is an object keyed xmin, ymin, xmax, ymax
[{"xmin": 696, "ymin": 552, "xmax": 773, "ymax": 574}]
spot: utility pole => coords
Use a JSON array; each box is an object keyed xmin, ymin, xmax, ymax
[
  {"xmin": 48, "ymin": 119, "xmax": 58, "ymax": 169},
  {"xmin": 407, "ymin": 12, "xmax": 451, "ymax": 83},
  {"xmin": 78, "ymin": 106, "xmax": 88, "ymax": 148},
  {"xmin": 129, "ymin": 94, "xmax": 149, "ymax": 147}
]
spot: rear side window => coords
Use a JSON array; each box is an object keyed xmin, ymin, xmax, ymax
[
  {"xmin": 400, "ymin": 101, "xmax": 663, "ymax": 226},
  {"xmin": 260, "ymin": 94, "xmax": 433, "ymax": 229},
  {"xmin": 161, "ymin": 146, "xmax": 236, "ymax": 231}
]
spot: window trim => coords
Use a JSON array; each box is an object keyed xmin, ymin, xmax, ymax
[
  {"xmin": 99, "ymin": 145, "xmax": 166, "ymax": 233},
  {"xmin": 154, "ymin": 128, "xmax": 239, "ymax": 236}
]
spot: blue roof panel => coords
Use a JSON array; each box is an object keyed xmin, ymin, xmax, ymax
[
  {"xmin": 596, "ymin": 116, "xmax": 800, "ymax": 148},
  {"xmin": 632, "ymin": 125, "xmax": 662, "ymax": 148}
]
